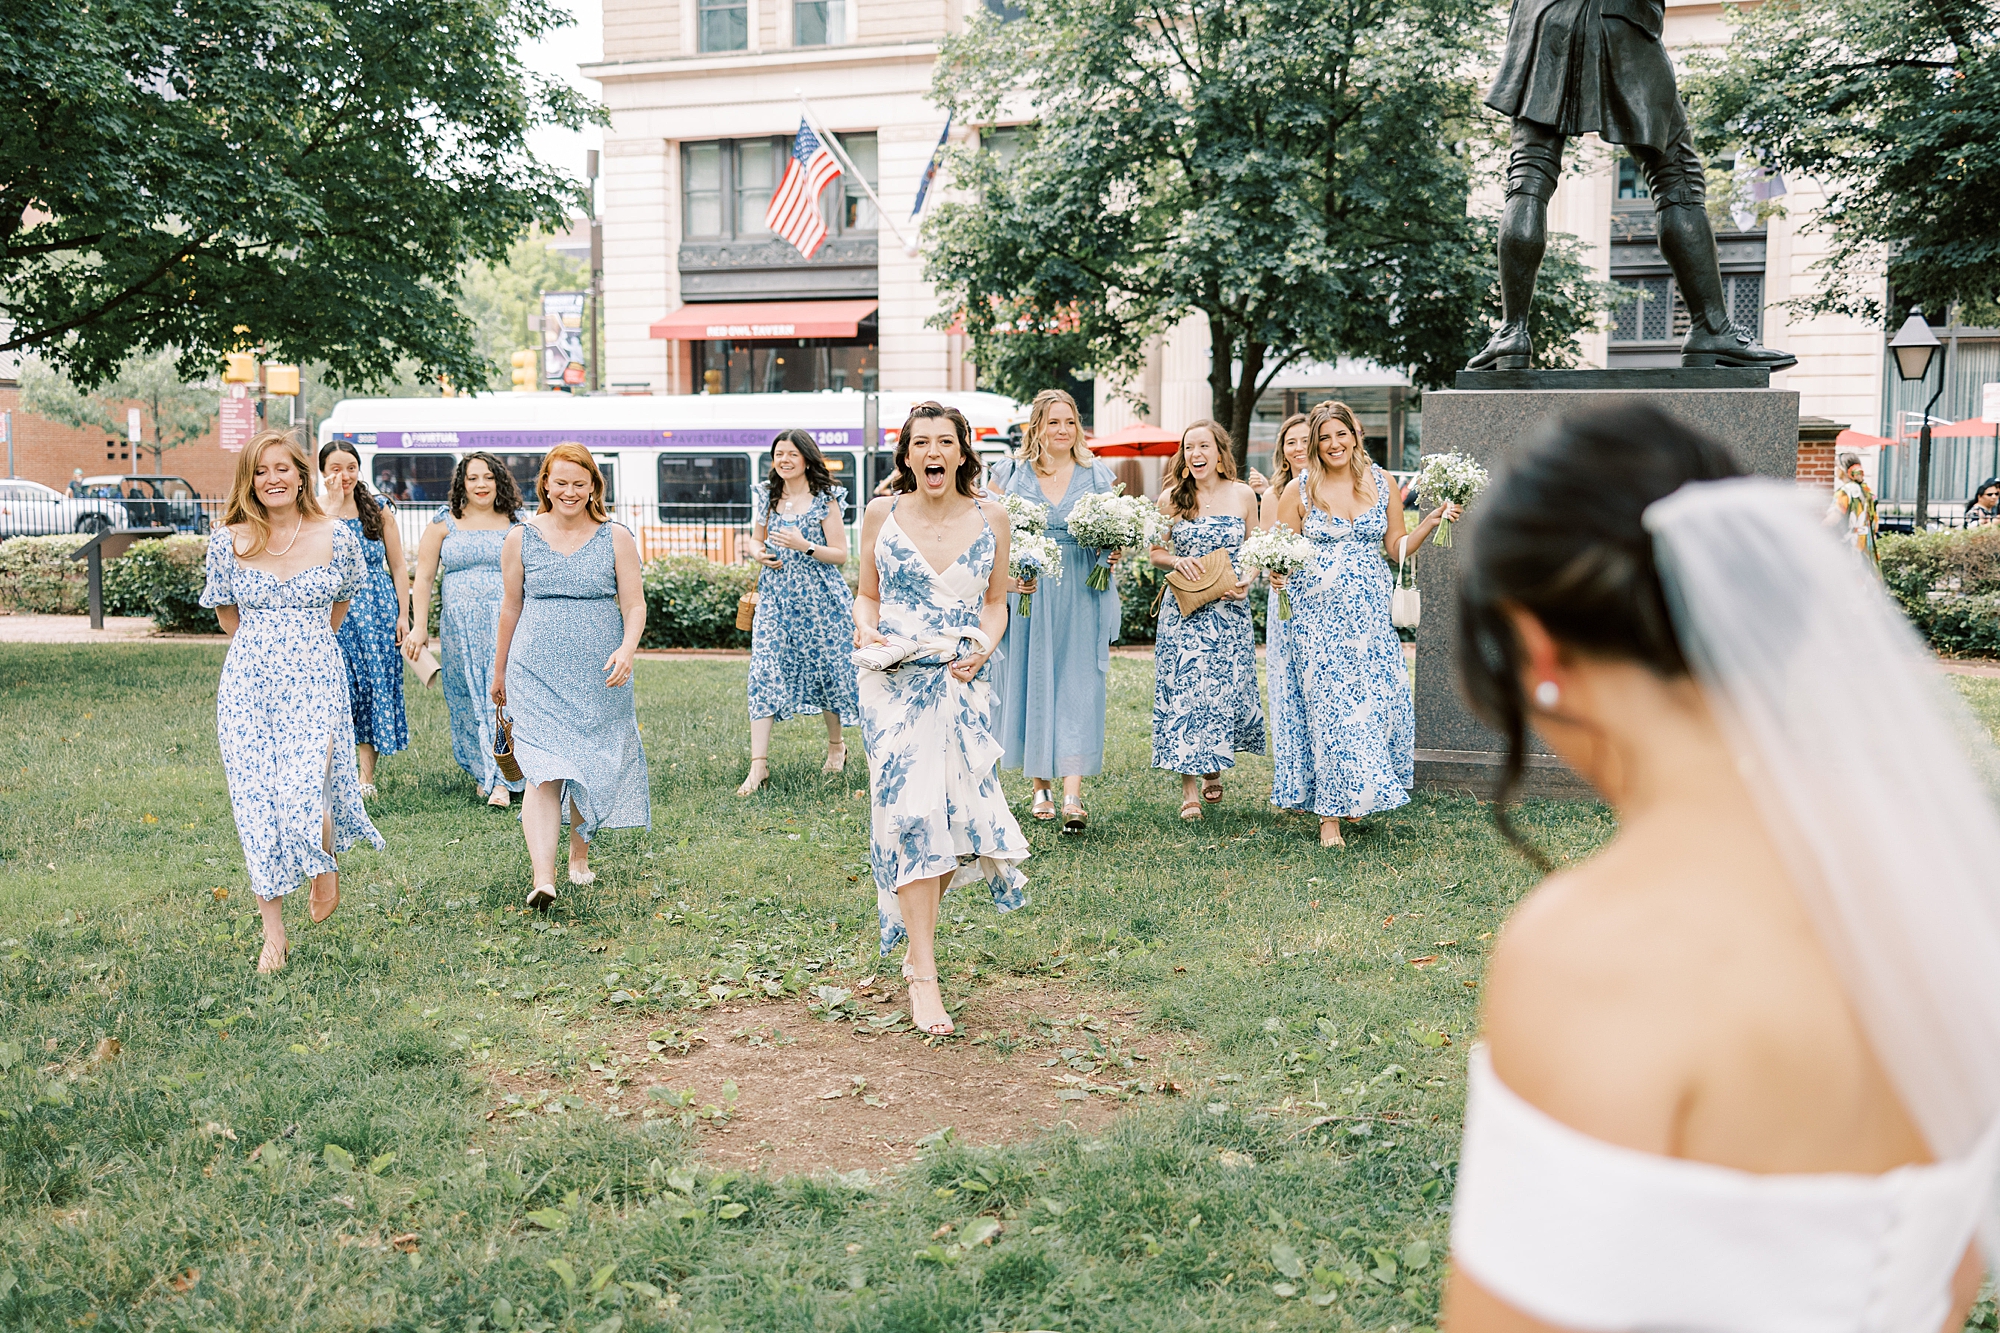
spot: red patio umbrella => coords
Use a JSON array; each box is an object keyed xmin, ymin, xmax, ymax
[
  {"xmin": 1929, "ymin": 416, "xmax": 2000, "ymax": 439},
  {"xmin": 1089, "ymin": 423, "xmax": 1181, "ymax": 457}
]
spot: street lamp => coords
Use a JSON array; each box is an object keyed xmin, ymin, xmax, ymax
[{"xmin": 1889, "ymin": 308, "xmax": 1944, "ymax": 530}]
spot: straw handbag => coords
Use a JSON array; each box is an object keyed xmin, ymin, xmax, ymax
[
  {"xmin": 1164, "ymin": 549, "xmax": 1235, "ymax": 617},
  {"xmin": 735, "ymin": 574, "xmax": 760, "ymax": 632},
  {"xmin": 492, "ymin": 709, "xmax": 524, "ymax": 785},
  {"xmin": 1391, "ymin": 536, "xmax": 1421, "ymax": 629}
]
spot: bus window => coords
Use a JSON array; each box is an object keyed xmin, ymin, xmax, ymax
[
  {"xmin": 657, "ymin": 453, "xmax": 751, "ymax": 522},
  {"xmin": 372, "ymin": 453, "xmax": 456, "ymax": 505},
  {"xmin": 594, "ymin": 457, "xmax": 617, "ymax": 506},
  {"xmin": 754, "ymin": 449, "xmax": 860, "ymax": 524},
  {"xmin": 494, "ymin": 454, "xmax": 545, "ymax": 509}
]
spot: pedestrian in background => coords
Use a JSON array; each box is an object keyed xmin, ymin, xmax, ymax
[
  {"xmin": 739, "ymin": 428, "xmax": 858, "ymax": 796},
  {"xmin": 492, "ymin": 444, "xmax": 649, "ymax": 911},
  {"xmin": 1964, "ymin": 477, "xmax": 2000, "ymax": 526},
  {"xmin": 404, "ymin": 452, "xmax": 524, "ymax": 807},
  {"xmin": 1826, "ymin": 452, "xmax": 1879, "ymax": 563},
  {"xmin": 319, "ymin": 441, "xmax": 410, "ymax": 797},
  {"xmin": 989, "ymin": 389, "xmax": 1124, "ymax": 832},
  {"xmin": 201, "ymin": 430, "xmax": 383, "ymax": 971},
  {"xmin": 1149, "ymin": 419, "xmax": 1264, "ymax": 820}
]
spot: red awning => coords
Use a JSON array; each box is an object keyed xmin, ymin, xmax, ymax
[
  {"xmin": 1091, "ymin": 423, "xmax": 1182, "ymax": 457},
  {"xmin": 1835, "ymin": 429, "xmax": 1895, "ymax": 450},
  {"xmin": 649, "ymin": 299, "xmax": 879, "ymax": 342}
]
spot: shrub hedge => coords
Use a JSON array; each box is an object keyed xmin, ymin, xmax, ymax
[
  {"xmin": 0, "ymin": 535, "xmax": 94, "ymax": 614},
  {"xmin": 639, "ymin": 556, "xmax": 758, "ymax": 650},
  {"xmin": 1879, "ymin": 526, "xmax": 2000, "ymax": 657},
  {"xmin": 103, "ymin": 536, "xmax": 214, "ymax": 634}
]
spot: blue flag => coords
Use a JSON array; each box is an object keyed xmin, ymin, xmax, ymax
[{"xmin": 910, "ymin": 115, "xmax": 952, "ymax": 219}]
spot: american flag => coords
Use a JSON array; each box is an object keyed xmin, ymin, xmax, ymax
[{"xmin": 765, "ymin": 120, "xmax": 843, "ymax": 259}]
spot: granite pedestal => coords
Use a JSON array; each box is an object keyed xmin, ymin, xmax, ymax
[{"xmin": 1412, "ymin": 383, "xmax": 1800, "ymax": 799}]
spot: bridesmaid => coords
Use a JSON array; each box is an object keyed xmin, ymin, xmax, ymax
[
  {"xmin": 1269, "ymin": 401, "xmax": 1457, "ymax": 846},
  {"xmin": 853, "ymin": 402, "xmax": 1027, "ymax": 1035},
  {"xmin": 491, "ymin": 444, "xmax": 650, "ymax": 911},
  {"xmin": 1150, "ymin": 420, "xmax": 1265, "ymax": 820},
  {"xmin": 403, "ymin": 452, "xmax": 523, "ymax": 807},
  {"xmin": 201, "ymin": 431, "xmax": 383, "ymax": 971},
  {"xmin": 989, "ymin": 388, "xmax": 1123, "ymax": 833},
  {"xmin": 319, "ymin": 442, "xmax": 410, "ymax": 797},
  {"xmin": 1258, "ymin": 412, "xmax": 1311, "ymax": 797},
  {"xmin": 739, "ymin": 429, "xmax": 859, "ymax": 795}
]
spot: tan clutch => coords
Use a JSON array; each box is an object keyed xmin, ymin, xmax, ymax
[
  {"xmin": 410, "ymin": 646, "xmax": 442, "ymax": 686},
  {"xmin": 1164, "ymin": 548, "xmax": 1236, "ymax": 617}
]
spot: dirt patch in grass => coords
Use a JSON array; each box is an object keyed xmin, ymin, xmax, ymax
[{"xmin": 487, "ymin": 979, "xmax": 1188, "ymax": 1178}]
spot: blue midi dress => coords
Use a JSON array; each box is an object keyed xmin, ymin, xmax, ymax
[
  {"xmin": 1266, "ymin": 582, "xmax": 1290, "ymax": 768},
  {"xmin": 1151, "ymin": 513, "xmax": 1267, "ymax": 774},
  {"xmin": 435, "ymin": 506, "xmax": 522, "ymax": 793},
  {"xmin": 505, "ymin": 522, "xmax": 651, "ymax": 838},
  {"xmin": 989, "ymin": 459, "xmax": 1124, "ymax": 779},
  {"xmin": 333, "ymin": 516, "xmax": 409, "ymax": 756},
  {"xmin": 200, "ymin": 524, "xmax": 385, "ymax": 899},
  {"xmin": 858, "ymin": 505, "xmax": 1029, "ymax": 954},
  {"xmin": 1269, "ymin": 470, "xmax": 1414, "ymax": 817},
  {"xmin": 747, "ymin": 485, "xmax": 859, "ymax": 724}
]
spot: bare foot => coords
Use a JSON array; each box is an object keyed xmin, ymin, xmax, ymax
[
  {"xmin": 487, "ymin": 786, "xmax": 512, "ymax": 808},
  {"xmin": 1320, "ymin": 817, "xmax": 1344, "ymax": 848},
  {"xmin": 258, "ymin": 935, "xmax": 288, "ymax": 973}
]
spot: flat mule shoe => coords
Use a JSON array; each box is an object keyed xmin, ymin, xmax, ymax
[{"xmin": 309, "ymin": 872, "xmax": 340, "ymax": 923}]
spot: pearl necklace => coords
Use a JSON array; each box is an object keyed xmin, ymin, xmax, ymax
[{"xmin": 267, "ymin": 508, "xmax": 303, "ymax": 556}]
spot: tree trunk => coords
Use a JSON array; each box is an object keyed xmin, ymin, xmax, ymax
[
  {"xmin": 1230, "ymin": 339, "xmax": 1265, "ymax": 477},
  {"xmin": 1205, "ymin": 311, "xmax": 1237, "ymax": 455}
]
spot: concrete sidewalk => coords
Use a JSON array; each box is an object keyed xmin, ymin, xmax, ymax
[{"xmin": 0, "ymin": 613, "xmax": 225, "ymax": 643}]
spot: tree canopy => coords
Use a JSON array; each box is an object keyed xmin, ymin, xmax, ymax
[
  {"xmin": 1687, "ymin": 0, "xmax": 2000, "ymax": 324},
  {"xmin": 0, "ymin": 0, "xmax": 599, "ymax": 394},
  {"xmin": 925, "ymin": 0, "xmax": 1609, "ymax": 458}
]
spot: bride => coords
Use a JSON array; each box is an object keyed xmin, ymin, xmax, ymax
[{"xmin": 1446, "ymin": 403, "xmax": 2000, "ymax": 1330}]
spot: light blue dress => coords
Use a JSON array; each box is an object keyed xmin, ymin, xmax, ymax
[
  {"xmin": 505, "ymin": 523, "xmax": 651, "ymax": 838},
  {"xmin": 333, "ymin": 516, "xmax": 408, "ymax": 756},
  {"xmin": 989, "ymin": 458, "xmax": 1123, "ymax": 779},
  {"xmin": 1269, "ymin": 470, "xmax": 1414, "ymax": 817},
  {"xmin": 859, "ymin": 505, "xmax": 1029, "ymax": 954},
  {"xmin": 201, "ymin": 524, "xmax": 385, "ymax": 899},
  {"xmin": 435, "ymin": 506, "xmax": 521, "ymax": 793},
  {"xmin": 1151, "ymin": 513, "xmax": 1266, "ymax": 774},
  {"xmin": 747, "ymin": 485, "xmax": 859, "ymax": 724}
]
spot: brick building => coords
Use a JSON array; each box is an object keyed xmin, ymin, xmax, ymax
[{"xmin": 1, "ymin": 384, "xmax": 239, "ymax": 500}]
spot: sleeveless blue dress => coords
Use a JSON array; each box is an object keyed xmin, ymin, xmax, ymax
[
  {"xmin": 747, "ymin": 484, "xmax": 859, "ymax": 724},
  {"xmin": 333, "ymin": 516, "xmax": 408, "ymax": 756},
  {"xmin": 435, "ymin": 506, "xmax": 521, "ymax": 793},
  {"xmin": 1151, "ymin": 513, "xmax": 1266, "ymax": 775}
]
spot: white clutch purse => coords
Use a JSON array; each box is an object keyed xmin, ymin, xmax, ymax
[
  {"xmin": 1391, "ymin": 537, "xmax": 1421, "ymax": 629},
  {"xmin": 851, "ymin": 628, "xmax": 993, "ymax": 672}
]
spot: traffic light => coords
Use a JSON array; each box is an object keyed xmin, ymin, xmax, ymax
[
  {"xmin": 511, "ymin": 349, "xmax": 538, "ymax": 392},
  {"xmin": 223, "ymin": 352, "xmax": 259, "ymax": 384}
]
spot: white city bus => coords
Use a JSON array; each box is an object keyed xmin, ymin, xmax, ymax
[{"xmin": 318, "ymin": 390, "xmax": 1023, "ymax": 560}]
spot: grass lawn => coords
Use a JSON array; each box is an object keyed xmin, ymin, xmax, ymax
[{"xmin": 2, "ymin": 645, "xmax": 1994, "ymax": 1333}]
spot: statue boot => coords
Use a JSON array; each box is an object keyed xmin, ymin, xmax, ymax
[
  {"xmin": 1661, "ymin": 204, "xmax": 1797, "ymax": 371},
  {"xmin": 1465, "ymin": 190, "xmax": 1546, "ymax": 370},
  {"xmin": 1466, "ymin": 322, "xmax": 1534, "ymax": 372}
]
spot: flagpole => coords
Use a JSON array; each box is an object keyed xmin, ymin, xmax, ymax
[{"xmin": 795, "ymin": 91, "xmax": 919, "ymax": 255}]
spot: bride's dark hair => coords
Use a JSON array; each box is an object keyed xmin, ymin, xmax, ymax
[{"xmin": 1457, "ymin": 403, "xmax": 1743, "ymax": 858}]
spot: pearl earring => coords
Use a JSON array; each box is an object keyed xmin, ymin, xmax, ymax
[{"xmin": 1533, "ymin": 680, "xmax": 1560, "ymax": 709}]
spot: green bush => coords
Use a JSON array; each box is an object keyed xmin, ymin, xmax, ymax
[
  {"xmin": 640, "ymin": 556, "xmax": 758, "ymax": 649},
  {"xmin": 103, "ymin": 535, "xmax": 214, "ymax": 634},
  {"xmin": 1879, "ymin": 526, "xmax": 2000, "ymax": 657},
  {"xmin": 0, "ymin": 535, "xmax": 92, "ymax": 613}
]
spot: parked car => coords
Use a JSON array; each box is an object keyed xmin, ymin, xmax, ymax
[
  {"xmin": 0, "ymin": 479, "xmax": 131, "ymax": 539},
  {"xmin": 80, "ymin": 474, "xmax": 210, "ymax": 533}
]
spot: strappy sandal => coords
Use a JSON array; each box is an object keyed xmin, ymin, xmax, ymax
[
  {"xmin": 258, "ymin": 939, "xmax": 288, "ymax": 973},
  {"xmin": 1201, "ymin": 777, "xmax": 1224, "ymax": 805},
  {"xmin": 1031, "ymin": 789, "xmax": 1057, "ymax": 821},
  {"xmin": 822, "ymin": 742, "xmax": 848, "ymax": 775},
  {"xmin": 1179, "ymin": 797, "xmax": 1203, "ymax": 821},
  {"xmin": 1320, "ymin": 817, "xmax": 1345, "ymax": 848},
  {"xmin": 1061, "ymin": 801, "xmax": 1088, "ymax": 835},
  {"xmin": 308, "ymin": 871, "xmax": 340, "ymax": 924},
  {"xmin": 487, "ymin": 786, "xmax": 512, "ymax": 808},
  {"xmin": 526, "ymin": 884, "xmax": 557, "ymax": 912},
  {"xmin": 736, "ymin": 757, "xmax": 770, "ymax": 797},
  {"xmin": 567, "ymin": 865, "xmax": 595, "ymax": 886},
  {"xmin": 905, "ymin": 974, "xmax": 954, "ymax": 1036}
]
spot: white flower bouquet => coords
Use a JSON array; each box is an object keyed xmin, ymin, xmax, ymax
[
  {"xmin": 1412, "ymin": 451, "xmax": 1488, "ymax": 547},
  {"xmin": 1065, "ymin": 490, "xmax": 1160, "ymax": 590},
  {"xmin": 1237, "ymin": 523, "xmax": 1315, "ymax": 619},
  {"xmin": 1009, "ymin": 531, "xmax": 1063, "ymax": 617},
  {"xmin": 1001, "ymin": 493, "xmax": 1049, "ymax": 537}
]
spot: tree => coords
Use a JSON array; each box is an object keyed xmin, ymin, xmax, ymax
[
  {"xmin": 18, "ymin": 351, "xmax": 219, "ymax": 474},
  {"xmin": 925, "ymin": 0, "xmax": 1610, "ymax": 464},
  {"xmin": 457, "ymin": 231, "xmax": 591, "ymax": 386},
  {"xmin": 1686, "ymin": 0, "xmax": 2000, "ymax": 323},
  {"xmin": 0, "ymin": 0, "xmax": 599, "ymax": 395}
]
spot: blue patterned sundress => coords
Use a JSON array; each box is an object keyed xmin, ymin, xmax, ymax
[
  {"xmin": 505, "ymin": 522, "xmax": 651, "ymax": 838},
  {"xmin": 748, "ymin": 485, "xmax": 859, "ymax": 725},
  {"xmin": 435, "ymin": 506, "xmax": 521, "ymax": 792},
  {"xmin": 200, "ymin": 523, "xmax": 385, "ymax": 899},
  {"xmin": 859, "ymin": 505, "xmax": 1029, "ymax": 954},
  {"xmin": 333, "ymin": 516, "xmax": 409, "ymax": 756},
  {"xmin": 1151, "ymin": 513, "xmax": 1266, "ymax": 774},
  {"xmin": 1268, "ymin": 469, "xmax": 1414, "ymax": 817}
]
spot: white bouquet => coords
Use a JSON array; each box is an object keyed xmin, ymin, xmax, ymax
[
  {"xmin": 1008, "ymin": 531, "xmax": 1063, "ymax": 617},
  {"xmin": 1065, "ymin": 489, "xmax": 1160, "ymax": 590},
  {"xmin": 1412, "ymin": 451, "xmax": 1488, "ymax": 548},
  {"xmin": 1237, "ymin": 523, "xmax": 1315, "ymax": 619},
  {"xmin": 1001, "ymin": 493, "xmax": 1049, "ymax": 537}
]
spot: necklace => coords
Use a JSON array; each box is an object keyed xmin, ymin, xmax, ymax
[
  {"xmin": 268, "ymin": 508, "xmax": 303, "ymax": 557},
  {"xmin": 911, "ymin": 497, "xmax": 959, "ymax": 544}
]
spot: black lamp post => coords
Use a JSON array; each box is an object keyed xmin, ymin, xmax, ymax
[{"xmin": 1889, "ymin": 309, "xmax": 1944, "ymax": 530}]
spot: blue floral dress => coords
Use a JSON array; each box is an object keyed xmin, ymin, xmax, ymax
[
  {"xmin": 506, "ymin": 523, "xmax": 651, "ymax": 838},
  {"xmin": 435, "ymin": 507, "xmax": 521, "ymax": 792},
  {"xmin": 201, "ymin": 524, "xmax": 385, "ymax": 899},
  {"xmin": 859, "ymin": 505, "xmax": 1029, "ymax": 954},
  {"xmin": 333, "ymin": 516, "xmax": 408, "ymax": 756},
  {"xmin": 1269, "ymin": 470, "xmax": 1414, "ymax": 817},
  {"xmin": 1152, "ymin": 513, "xmax": 1266, "ymax": 774},
  {"xmin": 748, "ymin": 485, "xmax": 859, "ymax": 724}
]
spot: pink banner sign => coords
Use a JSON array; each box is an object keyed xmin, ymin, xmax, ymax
[{"xmin": 220, "ymin": 392, "xmax": 256, "ymax": 452}]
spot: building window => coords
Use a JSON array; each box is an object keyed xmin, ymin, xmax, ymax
[
  {"xmin": 735, "ymin": 138, "xmax": 777, "ymax": 238},
  {"xmin": 841, "ymin": 134, "xmax": 877, "ymax": 233},
  {"xmin": 682, "ymin": 134, "xmax": 879, "ymax": 242},
  {"xmin": 1609, "ymin": 273, "xmax": 1764, "ymax": 343},
  {"xmin": 1615, "ymin": 155, "xmax": 1648, "ymax": 200},
  {"xmin": 698, "ymin": 340, "xmax": 877, "ymax": 394},
  {"xmin": 683, "ymin": 143, "xmax": 724, "ymax": 238},
  {"xmin": 698, "ymin": 0, "xmax": 747, "ymax": 52},
  {"xmin": 794, "ymin": 0, "xmax": 845, "ymax": 45}
]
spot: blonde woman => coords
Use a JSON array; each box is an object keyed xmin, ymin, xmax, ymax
[
  {"xmin": 989, "ymin": 389, "xmax": 1124, "ymax": 831},
  {"xmin": 1150, "ymin": 420, "xmax": 1264, "ymax": 819},
  {"xmin": 199, "ymin": 430, "xmax": 383, "ymax": 972}
]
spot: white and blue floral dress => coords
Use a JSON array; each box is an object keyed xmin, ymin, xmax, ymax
[
  {"xmin": 434, "ymin": 507, "xmax": 521, "ymax": 793},
  {"xmin": 1268, "ymin": 470, "xmax": 1414, "ymax": 817},
  {"xmin": 333, "ymin": 516, "xmax": 408, "ymax": 755},
  {"xmin": 1151, "ymin": 513, "xmax": 1267, "ymax": 774},
  {"xmin": 748, "ymin": 485, "xmax": 859, "ymax": 725},
  {"xmin": 859, "ymin": 505, "xmax": 1029, "ymax": 954},
  {"xmin": 201, "ymin": 524, "xmax": 385, "ymax": 899}
]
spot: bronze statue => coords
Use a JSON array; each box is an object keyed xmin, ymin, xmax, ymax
[{"xmin": 1466, "ymin": 0, "xmax": 1796, "ymax": 372}]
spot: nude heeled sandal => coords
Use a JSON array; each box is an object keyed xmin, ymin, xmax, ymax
[{"xmin": 904, "ymin": 974, "xmax": 954, "ymax": 1036}]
